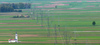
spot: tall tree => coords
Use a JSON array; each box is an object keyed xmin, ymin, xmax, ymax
[{"xmin": 92, "ymin": 21, "xmax": 96, "ymax": 26}]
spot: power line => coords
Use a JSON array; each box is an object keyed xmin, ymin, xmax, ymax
[
  {"xmin": 47, "ymin": 17, "xmax": 50, "ymax": 37},
  {"xmin": 36, "ymin": 13, "xmax": 39, "ymax": 24},
  {"xmin": 54, "ymin": 24, "xmax": 57, "ymax": 45},
  {"xmin": 40, "ymin": 9, "xmax": 43, "ymax": 27},
  {"xmin": 57, "ymin": 25, "xmax": 65, "ymax": 45}
]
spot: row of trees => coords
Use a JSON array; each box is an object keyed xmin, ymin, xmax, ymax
[
  {"xmin": 1, "ymin": 3, "xmax": 31, "ymax": 9},
  {"xmin": 0, "ymin": 5, "xmax": 14, "ymax": 12},
  {"xmin": 0, "ymin": 3, "xmax": 31, "ymax": 12},
  {"xmin": 0, "ymin": 5, "xmax": 22, "ymax": 12}
]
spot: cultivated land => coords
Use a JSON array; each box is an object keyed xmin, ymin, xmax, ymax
[{"xmin": 0, "ymin": 0, "xmax": 100, "ymax": 45}]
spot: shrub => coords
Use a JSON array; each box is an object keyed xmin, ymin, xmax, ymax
[{"xmin": 92, "ymin": 21, "xmax": 96, "ymax": 26}]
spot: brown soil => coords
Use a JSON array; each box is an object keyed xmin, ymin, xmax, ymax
[
  {"xmin": 0, "ymin": 28, "xmax": 55, "ymax": 29},
  {"xmin": 19, "ymin": 35, "xmax": 38, "ymax": 37},
  {"xmin": 0, "ymin": 41, "xmax": 7, "ymax": 43},
  {"xmin": 73, "ymin": 31, "xmax": 100, "ymax": 32},
  {"xmin": 6, "ymin": 23, "xmax": 34, "ymax": 24}
]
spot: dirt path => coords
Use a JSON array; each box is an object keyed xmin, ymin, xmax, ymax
[
  {"xmin": 0, "ymin": 28, "xmax": 55, "ymax": 29},
  {"xmin": 73, "ymin": 31, "xmax": 100, "ymax": 32},
  {"xmin": 0, "ymin": 41, "xmax": 7, "ymax": 43},
  {"xmin": 19, "ymin": 35, "xmax": 38, "ymax": 37}
]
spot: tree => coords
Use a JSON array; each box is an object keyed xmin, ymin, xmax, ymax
[
  {"xmin": 92, "ymin": 21, "xmax": 96, "ymax": 26},
  {"xmin": 55, "ymin": 6, "xmax": 57, "ymax": 8},
  {"xmin": 18, "ymin": 3, "xmax": 24, "ymax": 9}
]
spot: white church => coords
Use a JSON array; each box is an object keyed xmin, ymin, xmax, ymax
[{"xmin": 8, "ymin": 32, "xmax": 19, "ymax": 43}]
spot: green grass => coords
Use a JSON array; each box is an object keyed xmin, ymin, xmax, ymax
[
  {"xmin": 0, "ymin": 0, "xmax": 100, "ymax": 45},
  {"xmin": 0, "ymin": 44, "xmax": 63, "ymax": 45}
]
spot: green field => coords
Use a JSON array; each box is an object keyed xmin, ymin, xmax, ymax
[{"xmin": 0, "ymin": 0, "xmax": 100, "ymax": 45}]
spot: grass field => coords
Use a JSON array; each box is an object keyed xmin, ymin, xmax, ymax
[{"xmin": 0, "ymin": 0, "xmax": 100, "ymax": 45}]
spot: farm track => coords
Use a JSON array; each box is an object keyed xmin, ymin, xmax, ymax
[
  {"xmin": 0, "ymin": 25, "xmax": 42, "ymax": 26},
  {"xmin": 0, "ymin": 28, "xmax": 55, "ymax": 29},
  {"xmin": 0, "ymin": 34, "xmax": 62, "ymax": 37},
  {"xmin": 0, "ymin": 41, "xmax": 7, "ymax": 43},
  {"xmin": 0, "ymin": 12, "xmax": 28, "ymax": 16},
  {"xmin": 73, "ymin": 31, "xmax": 100, "ymax": 32}
]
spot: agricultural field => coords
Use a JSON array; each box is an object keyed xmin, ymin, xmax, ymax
[{"xmin": 0, "ymin": 0, "xmax": 100, "ymax": 45}]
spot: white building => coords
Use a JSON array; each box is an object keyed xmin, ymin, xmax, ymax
[{"xmin": 8, "ymin": 32, "xmax": 18, "ymax": 43}]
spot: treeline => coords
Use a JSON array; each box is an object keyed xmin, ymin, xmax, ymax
[
  {"xmin": 0, "ymin": 5, "xmax": 14, "ymax": 12},
  {"xmin": 0, "ymin": 3, "xmax": 31, "ymax": 12},
  {"xmin": 1, "ymin": 3, "xmax": 31, "ymax": 9}
]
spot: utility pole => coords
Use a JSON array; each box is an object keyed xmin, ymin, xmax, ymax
[
  {"xmin": 32, "ymin": 9, "xmax": 35, "ymax": 19},
  {"xmin": 54, "ymin": 24, "xmax": 57, "ymax": 45},
  {"xmin": 47, "ymin": 17, "xmax": 50, "ymax": 37},
  {"xmin": 36, "ymin": 13, "xmax": 38, "ymax": 24},
  {"xmin": 64, "ymin": 25, "xmax": 68, "ymax": 45},
  {"xmin": 30, "ymin": 0, "xmax": 33, "ymax": 19},
  {"xmin": 58, "ymin": 25, "xmax": 60, "ymax": 31},
  {"xmin": 58, "ymin": 25, "xmax": 65, "ymax": 45},
  {"xmin": 40, "ymin": 9, "xmax": 43, "ymax": 27},
  {"xmin": 74, "ymin": 32, "xmax": 77, "ymax": 45},
  {"xmin": 32, "ymin": 4, "xmax": 36, "ymax": 20},
  {"xmin": 63, "ymin": 31, "xmax": 68, "ymax": 45},
  {"xmin": 47, "ymin": 10, "xmax": 50, "ymax": 37},
  {"xmin": 65, "ymin": 32, "xmax": 68, "ymax": 45},
  {"xmin": 86, "ymin": 40, "xmax": 88, "ymax": 45}
]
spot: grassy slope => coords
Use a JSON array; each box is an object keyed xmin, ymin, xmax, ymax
[{"xmin": 0, "ymin": 0, "xmax": 100, "ymax": 45}]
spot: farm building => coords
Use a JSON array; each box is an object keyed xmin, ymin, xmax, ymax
[{"xmin": 13, "ymin": 15, "xmax": 30, "ymax": 18}]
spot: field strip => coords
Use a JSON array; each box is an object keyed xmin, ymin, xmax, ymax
[
  {"xmin": 0, "ymin": 18, "xmax": 31, "ymax": 20},
  {"xmin": 1, "ymin": 41, "xmax": 100, "ymax": 43},
  {"xmin": 0, "ymin": 25, "xmax": 42, "ymax": 26},
  {"xmin": 73, "ymin": 31, "xmax": 100, "ymax": 32},
  {"xmin": 0, "ymin": 41, "xmax": 7, "ymax": 43},
  {"xmin": 21, "ymin": 41, "xmax": 100, "ymax": 43},
  {"xmin": 0, "ymin": 23, "xmax": 34, "ymax": 24},
  {"xmin": 0, "ymin": 28, "xmax": 54, "ymax": 29}
]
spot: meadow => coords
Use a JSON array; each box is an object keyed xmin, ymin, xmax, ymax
[{"xmin": 0, "ymin": 0, "xmax": 100, "ymax": 45}]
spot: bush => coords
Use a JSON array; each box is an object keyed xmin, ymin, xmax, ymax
[
  {"xmin": 92, "ymin": 21, "xmax": 96, "ymax": 26},
  {"xmin": 13, "ymin": 16, "xmax": 19, "ymax": 18},
  {"xmin": 14, "ymin": 10, "xmax": 22, "ymax": 12},
  {"xmin": 13, "ymin": 15, "xmax": 30, "ymax": 18},
  {"xmin": 18, "ymin": 10, "xmax": 22, "ymax": 12}
]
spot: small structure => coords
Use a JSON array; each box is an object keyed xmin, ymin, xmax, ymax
[
  {"xmin": 8, "ymin": 32, "xmax": 19, "ymax": 43},
  {"xmin": 13, "ymin": 15, "xmax": 30, "ymax": 18}
]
